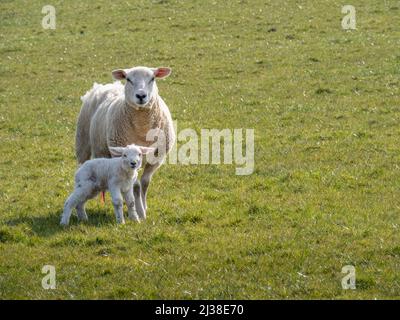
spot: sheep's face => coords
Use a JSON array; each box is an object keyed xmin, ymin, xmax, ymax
[
  {"xmin": 109, "ymin": 144, "xmax": 156, "ymax": 171},
  {"xmin": 112, "ymin": 66, "xmax": 171, "ymax": 108}
]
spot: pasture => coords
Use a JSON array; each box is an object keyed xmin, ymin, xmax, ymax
[{"xmin": 0, "ymin": 0, "xmax": 400, "ymax": 299}]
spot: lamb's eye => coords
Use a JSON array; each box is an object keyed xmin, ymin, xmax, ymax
[
  {"xmin": 123, "ymin": 154, "xmax": 127, "ymax": 157},
  {"xmin": 149, "ymin": 77, "xmax": 155, "ymax": 83},
  {"xmin": 127, "ymin": 78, "xmax": 133, "ymax": 84}
]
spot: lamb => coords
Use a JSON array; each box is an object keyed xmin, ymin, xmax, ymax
[
  {"xmin": 75, "ymin": 66, "xmax": 175, "ymax": 220},
  {"xmin": 60, "ymin": 144, "xmax": 155, "ymax": 226}
]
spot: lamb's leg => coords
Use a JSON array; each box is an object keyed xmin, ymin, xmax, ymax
[
  {"xmin": 76, "ymin": 202, "xmax": 88, "ymax": 222},
  {"xmin": 123, "ymin": 189, "xmax": 139, "ymax": 222},
  {"xmin": 140, "ymin": 161, "xmax": 162, "ymax": 212},
  {"xmin": 133, "ymin": 181, "xmax": 145, "ymax": 220},
  {"xmin": 61, "ymin": 192, "xmax": 82, "ymax": 226},
  {"xmin": 110, "ymin": 188, "xmax": 125, "ymax": 224}
]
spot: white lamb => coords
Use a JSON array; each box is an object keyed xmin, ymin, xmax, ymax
[{"xmin": 60, "ymin": 144, "xmax": 154, "ymax": 226}]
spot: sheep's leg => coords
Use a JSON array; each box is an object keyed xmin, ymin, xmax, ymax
[
  {"xmin": 110, "ymin": 188, "xmax": 125, "ymax": 224},
  {"xmin": 61, "ymin": 192, "xmax": 82, "ymax": 226},
  {"xmin": 76, "ymin": 202, "xmax": 88, "ymax": 222},
  {"xmin": 140, "ymin": 161, "xmax": 162, "ymax": 212},
  {"xmin": 123, "ymin": 189, "xmax": 139, "ymax": 222},
  {"xmin": 75, "ymin": 103, "xmax": 92, "ymax": 164},
  {"xmin": 133, "ymin": 181, "xmax": 145, "ymax": 220}
]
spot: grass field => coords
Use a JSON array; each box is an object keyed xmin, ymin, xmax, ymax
[{"xmin": 1, "ymin": 0, "xmax": 400, "ymax": 299}]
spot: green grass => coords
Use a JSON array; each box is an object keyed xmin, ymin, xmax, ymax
[{"xmin": 1, "ymin": 0, "xmax": 400, "ymax": 299}]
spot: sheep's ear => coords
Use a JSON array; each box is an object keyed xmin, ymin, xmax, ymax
[
  {"xmin": 112, "ymin": 69, "xmax": 127, "ymax": 80},
  {"xmin": 109, "ymin": 147, "xmax": 125, "ymax": 157},
  {"xmin": 153, "ymin": 67, "xmax": 171, "ymax": 79},
  {"xmin": 139, "ymin": 146, "xmax": 156, "ymax": 154}
]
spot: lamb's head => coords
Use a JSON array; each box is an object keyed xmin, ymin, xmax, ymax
[
  {"xmin": 109, "ymin": 144, "xmax": 155, "ymax": 171},
  {"xmin": 112, "ymin": 66, "xmax": 171, "ymax": 109}
]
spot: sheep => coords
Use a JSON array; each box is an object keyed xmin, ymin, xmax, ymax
[
  {"xmin": 60, "ymin": 144, "xmax": 155, "ymax": 226},
  {"xmin": 75, "ymin": 66, "xmax": 175, "ymax": 220}
]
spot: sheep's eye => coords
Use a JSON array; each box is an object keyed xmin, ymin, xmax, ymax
[
  {"xmin": 127, "ymin": 78, "xmax": 134, "ymax": 84},
  {"xmin": 123, "ymin": 154, "xmax": 127, "ymax": 157},
  {"xmin": 149, "ymin": 77, "xmax": 155, "ymax": 83}
]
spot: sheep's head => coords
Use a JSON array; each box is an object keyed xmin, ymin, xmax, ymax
[
  {"xmin": 112, "ymin": 66, "xmax": 171, "ymax": 109},
  {"xmin": 109, "ymin": 144, "xmax": 155, "ymax": 170}
]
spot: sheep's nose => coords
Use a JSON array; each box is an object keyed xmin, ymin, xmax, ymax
[
  {"xmin": 130, "ymin": 161, "xmax": 138, "ymax": 167},
  {"xmin": 136, "ymin": 93, "xmax": 147, "ymax": 100}
]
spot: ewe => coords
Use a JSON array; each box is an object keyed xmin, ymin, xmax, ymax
[
  {"xmin": 75, "ymin": 66, "xmax": 175, "ymax": 219},
  {"xmin": 60, "ymin": 144, "xmax": 154, "ymax": 226}
]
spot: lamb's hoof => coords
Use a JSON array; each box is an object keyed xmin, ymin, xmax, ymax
[
  {"xmin": 128, "ymin": 214, "xmax": 140, "ymax": 222},
  {"xmin": 138, "ymin": 210, "xmax": 146, "ymax": 221},
  {"xmin": 60, "ymin": 221, "xmax": 69, "ymax": 227},
  {"xmin": 128, "ymin": 206, "xmax": 140, "ymax": 222}
]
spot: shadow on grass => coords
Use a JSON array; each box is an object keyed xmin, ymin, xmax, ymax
[{"xmin": 6, "ymin": 209, "xmax": 115, "ymax": 238}]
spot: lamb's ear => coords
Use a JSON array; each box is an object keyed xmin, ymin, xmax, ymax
[
  {"xmin": 109, "ymin": 147, "xmax": 125, "ymax": 157},
  {"xmin": 153, "ymin": 67, "xmax": 171, "ymax": 79},
  {"xmin": 112, "ymin": 69, "xmax": 127, "ymax": 80},
  {"xmin": 139, "ymin": 146, "xmax": 156, "ymax": 154}
]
